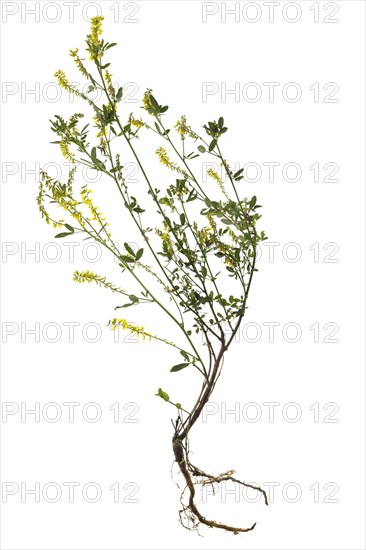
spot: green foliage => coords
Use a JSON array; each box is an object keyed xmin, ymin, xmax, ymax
[
  {"xmin": 170, "ymin": 363, "xmax": 190, "ymax": 372},
  {"xmin": 38, "ymin": 15, "xmax": 266, "ymax": 403},
  {"xmin": 157, "ymin": 388, "xmax": 170, "ymax": 401}
]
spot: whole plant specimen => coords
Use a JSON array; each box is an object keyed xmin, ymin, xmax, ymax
[{"xmin": 37, "ymin": 16, "xmax": 268, "ymax": 534}]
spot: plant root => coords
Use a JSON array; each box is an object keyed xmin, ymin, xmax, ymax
[{"xmin": 172, "ymin": 436, "xmax": 268, "ymax": 534}]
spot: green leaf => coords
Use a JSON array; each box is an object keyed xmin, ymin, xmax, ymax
[
  {"xmin": 116, "ymin": 87, "xmax": 123, "ymax": 101},
  {"xmin": 250, "ymin": 195, "xmax": 257, "ymax": 208},
  {"xmin": 208, "ymin": 139, "xmax": 217, "ymax": 152},
  {"xmin": 176, "ymin": 403, "xmax": 182, "ymax": 409},
  {"xmin": 120, "ymin": 255, "xmax": 135, "ymax": 263},
  {"xmin": 198, "ymin": 145, "xmax": 206, "ymax": 153},
  {"xmin": 180, "ymin": 350, "xmax": 189, "ymax": 361},
  {"xmin": 157, "ymin": 388, "xmax": 170, "ymax": 401},
  {"xmin": 64, "ymin": 223, "xmax": 74, "ymax": 233},
  {"xmin": 170, "ymin": 363, "xmax": 190, "ymax": 372},
  {"xmin": 218, "ymin": 116, "xmax": 224, "ymax": 128},
  {"xmin": 54, "ymin": 232, "xmax": 73, "ymax": 239},
  {"xmin": 124, "ymin": 242, "xmax": 135, "ymax": 256},
  {"xmin": 91, "ymin": 147, "xmax": 97, "ymax": 161},
  {"xmin": 128, "ymin": 295, "xmax": 139, "ymax": 303},
  {"xmin": 150, "ymin": 95, "xmax": 159, "ymax": 110},
  {"xmin": 234, "ymin": 168, "xmax": 244, "ymax": 178},
  {"xmin": 180, "ymin": 213, "xmax": 186, "ymax": 225},
  {"xmin": 135, "ymin": 248, "xmax": 144, "ymax": 261}
]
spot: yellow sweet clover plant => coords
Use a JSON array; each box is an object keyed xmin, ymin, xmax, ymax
[{"xmin": 38, "ymin": 16, "xmax": 269, "ymax": 534}]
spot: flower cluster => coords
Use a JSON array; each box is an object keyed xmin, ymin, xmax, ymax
[
  {"xmin": 207, "ymin": 168, "xmax": 229, "ymax": 199},
  {"xmin": 69, "ymin": 48, "xmax": 89, "ymax": 78},
  {"xmin": 196, "ymin": 224, "xmax": 213, "ymax": 247},
  {"xmin": 80, "ymin": 185, "xmax": 110, "ymax": 232},
  {"xmin": 60, "ymin": 138, "xmax": 75, "ymax": 163},
  {"xmin": 174, "ymin": 115, "xmax": 199, "ymax": 141},
  {"xmin": 108, "ymin": 318, "xmax": 152, "ymax": 341},
  {"xmin": 90, "ymin": 15, "xmax": 104, "ymax": 47},
  {"xmin": 155, "ymin": 147, "xmax": 188, "ymax": 178},
  {"xmin": 142, "ymin": 89, "xmax": 153, "ymax": 112},
  {"xmin": 104, "ymin": 70, "xmax": 116, "ymax": 101},
  {"xmin": 156, "ymin": 222, "xmax": 174, "ymax": 257},
  {"xmin": 73, "ymin": 270, "xmax": 127, "ymax": 294},
  {"xmin": 37, "ymin": 170, "xmax": 84, "ymax": 228},
  {"xmin": 54, "ymin": 69, "xmax": 69, "ymax": 90},
  {"xmin": 129, "ymin": 116, "xmax": 145, "ymax": 129}
]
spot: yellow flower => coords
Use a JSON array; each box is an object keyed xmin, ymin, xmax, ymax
[
  {"xmin": 90, "ymin": 15, "xmax": 104, "ymax": 46},
  {"xmin": 129, "ymin": 114, "xmax": 146, "ymax": 129},
  {"xmin": 156, "ymin": 222, "xmax": 174, "ymax": 255},
  {"xmin": 108, "ymin": 318, "xmax": 152, "ymax": 341},
  {"xmin": 80, "ymin": 184, "xmax": 109, "ymax": 228},
  {"xmin": 104, "ymin": 70, "xmax": 116, "ymax": 100},
  {"xmin": 156, "ymin": 147, "xmax": 172, "ymax": 168},
  {"xmin": 206, "ymin": 214, "xmax": 217, "ymax": 232},
  {"xmin": 36, "ymin": 178, "xmax": 51, "ymax": 225},
  {"xmin": 60, "ymin": 139, "xmax": 75, "ymax": 163},
  {"xmin": 73, "ymin": 270, "xmax": 96, "ymax": 284},
  {"xmin": 69, "ymin": 48, "xmax": 89, "ymax": 79},
  {"xmin": 174, "ymin": 115, "xmax": 198, "ymax": 141},
  {"xmin": 54, "ymin": 70, "xmax": 69, "ymax": 90},
  {"xmin": 207, "ymin": 168, "xmax": 221, "ymax": 183},
  {"xmin": 142, "ymin": 89, "xmax": 153, "ymax": 111},
  {"xmin": 197, "ymin": 226, "xmax": 212, "ymax": 246},
  {"xmin": 54, "ymin": 70, "xmax": 82, "ymax": 98},
  {"xmin": 207, "ymin": 168, "xmax": 229, "ymax": 199},
  {"xmin": 228, "ymin": 228, "xmax": 239, "ymax": 244},
  {"xmin": 155, "ymin": 147, "xmax": 189, "ymax": 178},
  {"xmin": 217, "ymin": 242, "xmax": 236, "ymax": 267}
]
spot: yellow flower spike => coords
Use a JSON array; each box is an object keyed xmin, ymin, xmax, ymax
[
  {"xmin": 104, "ymin": 70, "xmax": 116, "ymax": 100},
  {"xmin": 73, "ymin": 270, "xmax": 97, "ymax": 284},
  {"xmin": 228, "ymin": 228, "xmax": 239, "ymax": 244},
  {"xmin": 207, "ymin": 168, "xmax": 229, "ymax": 199},
  {"xmin": 69, "ymin": 48, "xmax": 89, "ymax": 79},
  {"xmin": 73, "ymin": 271, "xmax": 130, "ymax": 296},
  {"xmin": 108, "ymin": 318, "xmax": 152, "ymax": 341},
  {"xmin": 155, "ymin": 147, "xmax": 189, "ymax": 178},
  {"xmin": 54, "ymin": 70, "xmax": 69, "ymax": 90},
  {"xmin": 129, "ymin": 115, "xmax": 145, "ymax": 129},
  {"xmin": 197, "ymin": 226, "xmax": 212, "ymax": 246},
  {"xmin": 142, "ymin": 89, "xmax": 153, "ymax": 111},
  {"xmin": 206, "ymin": 213, "xmax": 217, "ymax": 232},
  {"xmin": 156, "ymin": 147, "xmax": 171, "ymax": 168},
  {"xmin": 90, "ymin": 15, "xmax": 104, "ymax": 46},
  {"xmin": 174, "ymin": 115, "xmax": 199, "ymax": 141},
  {"xmin": 60, "ymin": 139, "xmax": 75, "ymax": 163}
]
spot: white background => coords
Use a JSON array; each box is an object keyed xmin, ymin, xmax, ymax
[{"xmin": 1, "ymin": 1, "xmax": 365, "ymax": 549}]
